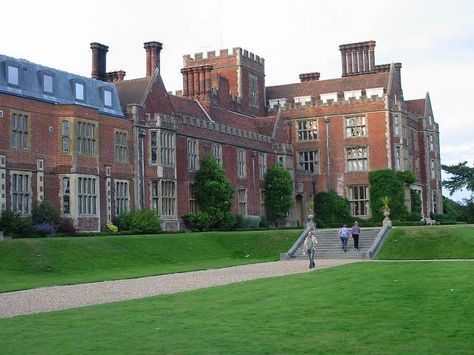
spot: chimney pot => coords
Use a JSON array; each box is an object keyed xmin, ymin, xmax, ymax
[
  {"xmin": 144, "ymin": 41, "xmax": 163, "ymax": 77},
  {"xmin": 90, "ymin": 42, "xmax": 109, "ymax": 81},
  {"xmin": 299, "ymin": 72, "xmax": 320, "ymax": 82}
]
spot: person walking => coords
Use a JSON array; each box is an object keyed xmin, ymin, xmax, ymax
[
  {"xmin": 351, "ymin": 221, "xmax": 360, "ymax": 251},
  {"xmin": 303, "ymin": 231, "xmax": 318, "ymax": 268},
  {"xmin": 338, "ymin": 224, "xmax": 350, "ymax": 252}
]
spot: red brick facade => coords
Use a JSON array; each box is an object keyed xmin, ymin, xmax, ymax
[{"xmin": 0, "ymin": 39, "xmax": 442, "ymax": 231}]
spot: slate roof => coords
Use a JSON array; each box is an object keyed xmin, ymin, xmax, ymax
[
  {"xmin": 169, "ymin": 95, "xmax": 208, "ymax": 119},
  {"xmin": 0, "ymin": 54, "xmax": 124, "ymax": 117},
  {"xmin": 115, "ymin": 74, "xmax": 174, "ymax": 115},
  {"xmin": 406, "ymin": 99, "xmax": 426, "ymax": 117},
  {"xmin": 266, "ymin": 72, "xmax": 390, "ymax": 101},
  {"xmin": 115, "ymin": 77, "xmax": 152, "ymax": 108}
]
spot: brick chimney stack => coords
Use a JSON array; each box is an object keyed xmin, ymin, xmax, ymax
[
  {"xmin": 299, "ymin": 72, "xmax": 320, "ymax": 82},
  {"xmin": 90, "ymin": 42, "xmax": 109, "ymax": 81},
  {"xmin": 339, "ymin": 40, "xmax": 376, "ymax": 77},
  {"xmin": 144, "ymin": 41, "xmax": 163, "ymax": 77}
]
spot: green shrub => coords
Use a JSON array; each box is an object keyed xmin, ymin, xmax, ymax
[
  {"xmin": 105, "ymin": 223, "xmax": 119, "ymax": 233},
  {"xmin": 0, "ymin": 209, "xmax": 33, "ymax": 237},
  {"xmin": 314, "ymin": 191, "xmax": 351, "ymax": 227},
  {"xmin": 32, "ymin": 202, "xmax": 60, "ymax": 225},
  {"xmin": 113, "ymin": 209, "xmax": 161, "ymax": 234},
  {"xmin": 183, "ymin": 212, "xmax": 212, "ymax": 231},
  {"xmin": 259, "ymin": 215, "xmax": 268, "ymax": 228},
  {"xmin": 57, "ymin": 218, "xmax": 77, "ymax": 236},
  {"xmin": 234, "ymin": 214, "xmax": 244, "ymax": 229}
]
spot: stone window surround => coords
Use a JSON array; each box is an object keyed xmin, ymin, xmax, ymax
[
  {"xmin": 344, "ymin": 114, "xmax": 368, "ymax": 138},
  {"xmin": 114, "ymin": 129, "xmax": 129, "ymax": 163},
  {"xmin": 297, "ymin": 118, "xmax": 319, "ymax": 142},
  {"xmin": 237, "ymin": 148, "xmax": 247, "ymax": 178},
  {"xmin": 76, "ymin": 118, "xmax": 98, "ymax": 157},
  {"xmin": 77, "ymin": 175, "xmax": 98, "ymax": 216},
  {"xmin": 160, "ymin": 130, "xmax": 176, "ymax": 167},
  {"xmin": 114, "ymin": 179, "xmax": 130, "ymax": 216},
  {"xmin": 347, "ymin": 185, "xmax": 370, "ymax": 217},
  {"xmin": 345, "ymin": 145, "xmax": 369, "ymax": 172},
  {"xmin": 9, "ymin": 170, "xmax": 32, "ymax": 216},
  {"xmin": 298, "ymin": 149, "xmax": 320, "ymax": 174},
  {"xmin": 187, "ymin": 138, "xmax": 199, "ymax": 171},
  {"xmin": 160, "ymin": 179, "xmax": 177, "ymax": 218},
  {"xmin": 10, "ymin": 110, "xmax": 31, "ymax": 151},
  {"xmin": 238, "ymin": 187, "xmax": 248, "ymax": 216}
]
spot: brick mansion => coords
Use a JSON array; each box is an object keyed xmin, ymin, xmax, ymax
[{"xmin": 0, "ymin": 40, "xmax": 442, "ymax": 231}]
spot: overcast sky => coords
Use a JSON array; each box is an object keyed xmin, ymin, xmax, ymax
[{"xmin": 2, "ymin": 0, "xmax": 473, "ymax": 201}]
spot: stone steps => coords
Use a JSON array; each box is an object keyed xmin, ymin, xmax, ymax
[{"xmin": 291, "ymin": 228, "xmax": 380, "ymax": 260}]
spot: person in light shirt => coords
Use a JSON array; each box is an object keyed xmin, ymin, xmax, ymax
[{"xmin": 303, "ymin": 231, "xmax": 318, "ymax": 269}]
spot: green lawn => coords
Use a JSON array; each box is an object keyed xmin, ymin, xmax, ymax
[
  {"xmin": 1, "ymin": 262, "xmax": 473, "ymax": 354},
  {"xmin": 377, "ymin": 225, "xmax": 474, "ymax": 259},
  {"xmin": 0, "ymin": 230, "xmax": 299, "ymax": 293}
]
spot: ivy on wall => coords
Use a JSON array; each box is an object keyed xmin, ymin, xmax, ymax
[{"xmin": 369, "ymin": 169, "xmax": 415, "ymax": 221}]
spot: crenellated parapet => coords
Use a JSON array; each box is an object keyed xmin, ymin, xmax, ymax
[
  {"xmin": 268, "ymin": 93, "xmax": 385, "ymax": 112},
  {"xmin": 183, "ymin": 47, "xmax": 265, "ymax": 67}
]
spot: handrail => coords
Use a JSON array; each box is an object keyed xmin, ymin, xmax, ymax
[
  {"xmin": 368, "ymin": 224, "xmax": 391, "ymax": 259},
  {"xmin": 281, "ymin": 224, "xmax": 313, "ymax": 260}
]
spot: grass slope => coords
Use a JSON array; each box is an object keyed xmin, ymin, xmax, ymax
[
  {"xmin": 1, "ymin": 262, "xmax": 473, "ymax": 354},
  {"xmin": 377, "ymin": 225, "xmax": 474, "ymax": 259},
  {"xmin": 0, "ymin": 230, "xmax": 298, "ymax": 293}
]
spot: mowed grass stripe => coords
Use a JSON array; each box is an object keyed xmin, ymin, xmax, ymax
[
  {"xmin": 0, "ymin": 230, "xmax": 299, "ymax": 293},
  {"xmin": 376, "ymin": 225, "xmax": 474, "ymax": 260},
  {"xmin": 1, "ymin": 262, "xmax": 473, "ymax": 354}
]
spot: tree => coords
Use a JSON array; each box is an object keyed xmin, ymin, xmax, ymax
[
  {"xmin": 264, "ymin": 165, "xmax": 293, "ymax": 225},
  {"xmin": 442, "ymin": 161, "xmax": 474, "ymax": 194},
  {"xmin": 193, "ymin": 155, "xmax": 235, "ymax": 229}
]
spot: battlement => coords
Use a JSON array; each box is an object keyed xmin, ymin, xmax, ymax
[
  {"xmin": 268, "ymin": 93, "xmax": 386, "ymax": 112},
  {"xmin": 183, "ymin": 47, "xmax": 265, "ymax": 66}
]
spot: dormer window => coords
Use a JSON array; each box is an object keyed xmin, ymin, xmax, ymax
[
  {"xmin": 365, "ymin": 87, "xmax": 384, "ymax": 97},
  {"xmin": 294, "ymin": 96, "xmax": 312, "ymax": 105},
  {"xmin": 7, "ymin": 65, "xmax": 19, "ymax": 86},
  {"xmin": 75, "ymin": 82, "xmax": 85, "ymax": 101},
  {"xmin": 103, "ymin": 89, "xmax": 112, "ymax": 107},
  {"xmin": 320, "ymin": 92, "xmax": 338, "ymax": 103},
  {"xmin": 43, "ymin": 74, "xmax": 54, "ymax": 94},
  {"xmin": 268, "ymin": 98, "xmax": 287, "ymax": 109},
  {"xmin": 344, "ymin": 90, "xmax": 362, "ymax": 100}
]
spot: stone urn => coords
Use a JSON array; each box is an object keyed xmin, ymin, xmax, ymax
[
  {"xmin": 306, "ymin": 212, "xmax": 315, "ymax": 229},
  {"xmin": 382, "ymin": 209, "xmax": 392, "ymax": 228}
]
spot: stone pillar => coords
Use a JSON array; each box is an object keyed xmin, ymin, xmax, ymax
[
  {"xmin": 198, "ymin": 69, "xmax": 205, "ymax": 95},
  {"xmin": 105, "ymin": 166, "xmax": 112, "ymax": 223},
  {"xmin": 181, "ymin": 68, "xmax": 189, "ymax": 96},
  {"xmin": 341, "ymin": 50, "xmax": 347, "ymax": 76},
  {"xmin": 369, "ymin": 47, "xmax": 375, "ymax": 71},
  {"xmin": 36, "ymin": 159, "xmax": 44, "ymax": 203},
  {"xmin": 347, "ymin": 51, "xmax": 353, "ymax": 75},
  {"xmin": 193, "ymin": 69, "xmax": 200, "ymax": 96},
  {"xmin": 0, "ymin": 154, "xmax": 6, "ymax": 212},
  {"xmin": 364, "ymin": 48, "xmax": 369, "ymax": 72},
  {"xmin": 357, "ymin": 50, "xmax": 363, "ymax": 73}
]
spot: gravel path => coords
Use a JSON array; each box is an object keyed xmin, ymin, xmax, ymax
[{"xmin": 0, "ymin": 259, "xmax": 361, "ymax": 318}]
